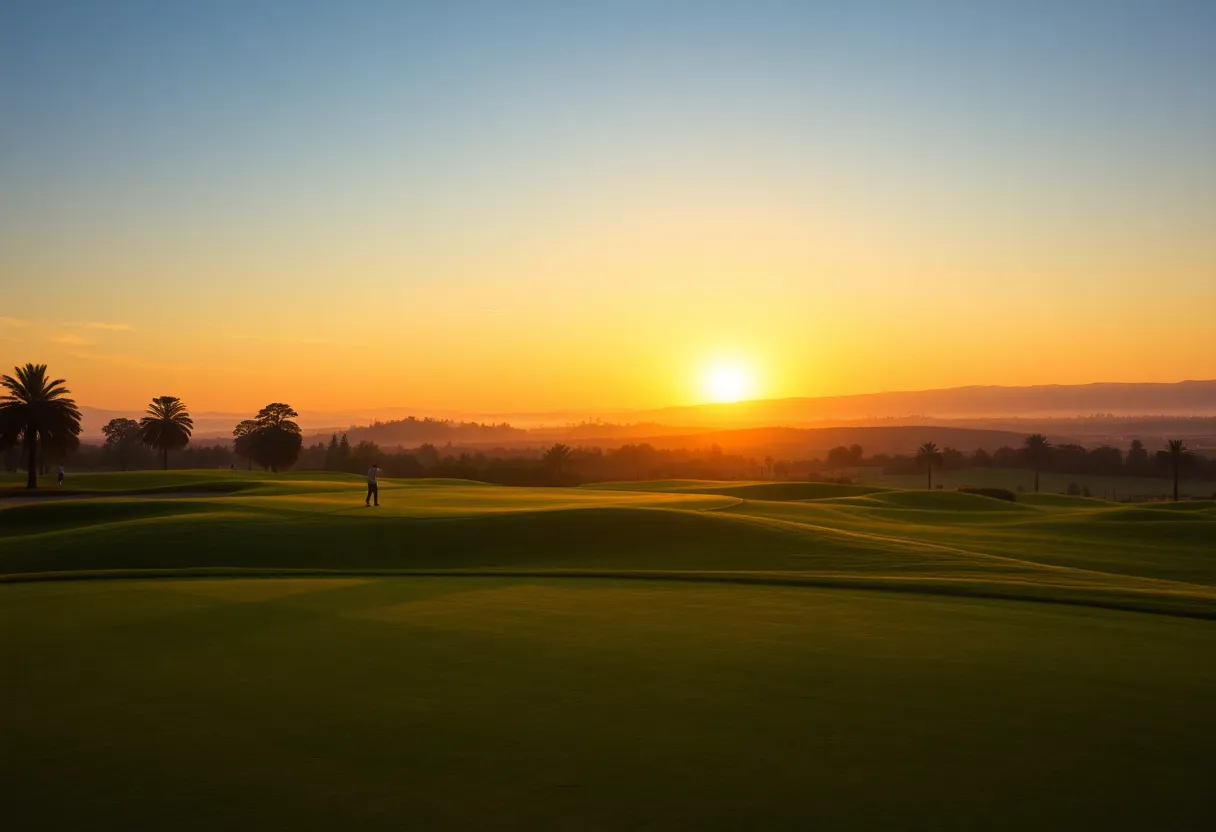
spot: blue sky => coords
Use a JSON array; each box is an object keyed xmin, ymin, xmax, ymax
[{"xmin": 2, "ymin": 1, "xmax": 1214, "ymax": 410}]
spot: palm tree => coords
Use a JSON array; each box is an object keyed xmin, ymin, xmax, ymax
[
  {"xmin": 915, "ymin": 442, "xmax": 943, "ymax": 490},
  {"xmin": 0, "ymin": 364, "xmax": 83, "ymax": 489},
  {"xmin": 1163, "ymin": 439, "xmax": 1192, "ymax": 502},
  {"xmin": 140, "ymin": 396, "xmax": 194, "ymax": 470},
  {"xmin": 1024, "ymin": 434, "xmax": 1052, "ymax": 493}
]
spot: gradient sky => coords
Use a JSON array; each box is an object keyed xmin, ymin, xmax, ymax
[{"xmin": 2, "ymin": 0, "xmax": 1214, "ymax": 414}]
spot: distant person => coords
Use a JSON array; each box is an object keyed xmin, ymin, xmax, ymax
[
  {"xmin": 57, "ymin": 464, "xmax": 65, "ymax": 486},
  {"xmin": 229, "ymin": 462, "xmax": 235, "ymax": 474},
  {"xmin": 366, "ymin": 463, "xmax": 381, "ymax": 507}
]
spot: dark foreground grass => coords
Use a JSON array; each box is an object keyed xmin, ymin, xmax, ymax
[
  {"xmin": 4, "ymin": 577, "xmax": 1215, "ymax": 830},
  {"xmin": 4, "ymin": 473, "xmax": 1215, "ymax": 827}
]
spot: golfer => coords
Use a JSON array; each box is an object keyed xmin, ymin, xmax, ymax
[
  {"xmin": 365, "ymin": 463, "xmax": 381, "ymax": 507},
  {"xmin": 57, "ymin": 464, "xmax": 65, "ymax": 486}
]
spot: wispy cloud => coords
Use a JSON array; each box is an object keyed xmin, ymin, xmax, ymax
[
  {"xmin": 49, "ymin": 333, "xmax": 97, "ymax": 347},
  {"xmin": 67, "ymin": 321, "xmax": 135, "ymax": 332},
  {"xmin": 0, "ymin": 317, "xmax": 30, "ymax": 328}
]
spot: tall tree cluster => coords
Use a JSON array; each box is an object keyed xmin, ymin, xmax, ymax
[{"xmin": 234, "ymin": 404, "xmax": 303, "ymax": 472}]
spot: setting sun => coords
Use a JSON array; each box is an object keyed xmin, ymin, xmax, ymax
[{"xmin": 703, "ymin": 363, "xmax": 754, "ymax": 403}]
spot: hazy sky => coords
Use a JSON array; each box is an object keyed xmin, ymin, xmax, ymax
[{"xmin": 2, "ymin": 0, "xmax": 1214, "ymax": 413}]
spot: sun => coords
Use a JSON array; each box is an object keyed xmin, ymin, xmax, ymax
[{"xmin": 703, "ymin": 362, "xmax": 753, "ymax": 403}]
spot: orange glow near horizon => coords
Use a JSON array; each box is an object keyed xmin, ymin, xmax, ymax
[
  {"xmin": 3, "ymin": 6, "xmax": 1215, "ymax": 418},
  {"xmin": 3, "ymin": 298, "xmax": 1216, "ymax": 418}
]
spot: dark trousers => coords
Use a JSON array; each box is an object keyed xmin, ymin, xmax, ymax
[{"xmin": 366, "ymin": 482, "xmax": 379, "ymax": 505}]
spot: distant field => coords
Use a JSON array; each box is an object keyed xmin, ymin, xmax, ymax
[{"xmin": 3, "ymin": 472, "xmax": 1215, "ymax": 827}]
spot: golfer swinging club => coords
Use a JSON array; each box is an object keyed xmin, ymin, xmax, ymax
[{"xmin": 365, "ymin": 462, "xmax": 381, "ymax": 507}]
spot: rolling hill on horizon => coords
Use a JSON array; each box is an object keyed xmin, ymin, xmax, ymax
[
  {"xmin": 623, "ymin": 379, "xmax": 1216, "ymax": 428},
  {"xmin": 74, "ymin": 379, "xmax": 1216, "ymax": 442}
]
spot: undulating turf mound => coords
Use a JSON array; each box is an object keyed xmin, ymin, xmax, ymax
[
  {"xmin": 1017, "ymin": 492, "xmax": 1112, "ymax": 507},
  {"xmin": 859, "ymin": 489, "xmax": 1033, "ymax": 511},
  {"xmin": 590, "ymin": 479, "xmax": 883, "ymax": 500},
  {"xmin": 3, "ymin": 472, "xmax": 1214, "ymax": 618},
  {"xmin": 675, "ymin": 481, "xmax": 886, "ymax": 500}
]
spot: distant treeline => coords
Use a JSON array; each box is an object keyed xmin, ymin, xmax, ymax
[
  {"xmin": 3, "ymin": 437, "xmax": 234, "ymax": 473},
  {"xmin": 7, "ymin": 430, "xmax": 1213, "ymax": 489},
  {"xmin": 267, "ymin": 434, "xmax": 1216, "ymax": 488},
  {"xmin": 333, "ymin": 417, "xmax": 525, "ymax": 447},
  {"xmin": 300, "ymin": 435, "xmax": 761, "ymax": 486},
  {"xmin": 864, "ymin": 441, "xmax": 1216, "ymax": 479}
]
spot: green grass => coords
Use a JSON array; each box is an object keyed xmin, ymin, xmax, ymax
[
  {"xmin": 5, "ymin": 577, "xmax": 1215, "ymax": 829},
  {"xmin": 3, "ymin": 471, "xmax": 1215, "ymax": 827},
  {"xmin": 589, "ymin": 478, "xmax": 886, "ymax": 500},
  {"xmin": 3, "ymin": 473, "xmax": 1214, "ymax": 614}
]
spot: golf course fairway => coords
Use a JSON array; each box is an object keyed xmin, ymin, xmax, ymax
[{"xmin": 4, "ymin": 472, "xmax": 1215, "ymax": 828}]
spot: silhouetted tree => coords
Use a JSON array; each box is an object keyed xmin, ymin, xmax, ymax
[
  {"xmin": 992, "ymin": 445, "xmax": 1019, "ymax": 468},
  {"xmin": 102, "ymin": 417, "xmax": 142, "ymax": 470},
  {"xmin": 298, "ymin": 441, "xmax": 326, "ymax": 470},
  {"xmin": 942, "ymin": 447, "xmax": 967, "ymax": 470},
  {"xmin": 1161, "ymin": 439, "xmax": 1192, "ymax": 502},
  {"xmin": 915, "ymin": 442, "xmax": 943, "ymax": 490},
  {"xmin": 140, "ymin": 396, "xmax": 194, "ymax": 470},
  {"xmin": 1089, "ymin": 445, "xmax": 1123, "ymax": 476},
  {"xmin": 1127, "ymin": 439, "xmax": 1150, "ymax": 475},
  {"xmin": 232, "ymin": 419, "xmax": 259, "ymax": 470},
  {"xmin": 338, "ymin": 433, "xmax": 352, "ymax": 468},
  {"xmin": 827, "ymin": 445, "xmax": 851, "ymax": 477},
  {"xmin": 0, "ymin": 364, "xmax": 83, "ymax": 489},
  {"xmin": 324, "ymin": 433, "xmax": 340, "ymax": 470},
  {"xmin": 414, "ymin": 442, "xmax": 439, "ymax": 468},
  {"xmin": 848, "ymin": 444, "xmax": 864, "ymax": 470},
  {"xmin": 1023, "ymin": 434, "xmax": 1052, "ymax": 493},
  {"xmin": 247, "ymin": 403, "xmax": 303, "ymax": 473},
  {"xmin": 1052, "ymin": 443, "xmax": 1088, "ymax": 474},
  {"xmin": 763, "ymin": 455, "xmax": 774, "ymax": 477},
  {"xmin": 350, "ymin": 440, "xmax": 381, "ymax": 473},
  {"xmin": 543, "ymin": 443, "xmax": 573, "ymax": 482}
]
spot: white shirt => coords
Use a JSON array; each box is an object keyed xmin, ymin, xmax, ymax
[{"xmin": 367, "ymin": 467, "xmax": 380, "ymax": 484}]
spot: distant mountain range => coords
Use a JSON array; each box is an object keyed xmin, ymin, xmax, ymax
[
  {"xmin": 621, "ymin": 380, "xmax": 1216, "ymax": 428},
  {"xmin": 75, "ymin": 379, "xmax": 1216, "ymax": 443}
]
